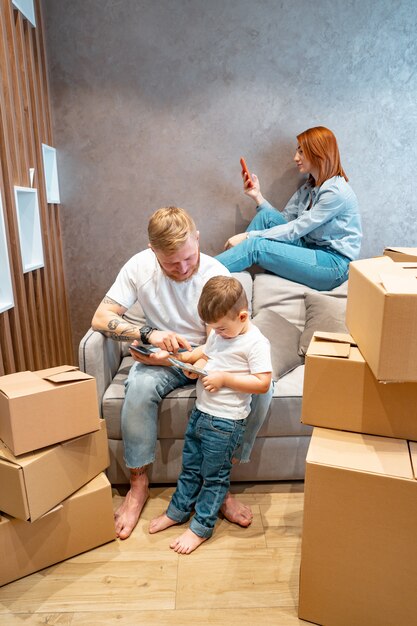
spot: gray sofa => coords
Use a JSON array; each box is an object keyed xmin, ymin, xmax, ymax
[{"xmin": 79, "ymin": 271, "xmax": 348, "ymax": 484}]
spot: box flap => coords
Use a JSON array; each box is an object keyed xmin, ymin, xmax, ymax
[
  {"xmin": 307, "ymin": 428, "xmax": 413, "ymax": 479},
  {"xmin": 313, "ymin": 331, "xmax": 356, "ymax": 344},
  {"xmin": 35, "ymin": 365, "xmax": 79, "ymax": 377},
  {"xmin": 307, "ymin": 334, "xmax": 352, "ymax": 358},
  {"xmin": 0, "ymin": 371, "xmax": 48, "ymax": 399},
  {"xmin": 42, "ymin": 370, "xmax": 92, "ymax": 384},
  {"xmin": 380, "ymin": 270, "xmax": 417, "ymax": 294},
  {"xmin": 35, "ymin": 365, "xmax": 92, "ymax": 383},
  {"xmin": 384, "ymin": 247, "xmax": 417, "ymax": 255}
]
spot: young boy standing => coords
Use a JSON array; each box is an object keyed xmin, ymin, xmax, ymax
[{"xmin": 149, "ymin": 276, "xmax": 272, "ymax": 554}]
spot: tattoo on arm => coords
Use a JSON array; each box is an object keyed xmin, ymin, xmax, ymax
[
  {"xmin": 102, "ymin": 296, "xmax": 121, "ymax": 305},
  {"xmin": 104, "ymin": 320, "xmax": 139, "ymax": 342}
]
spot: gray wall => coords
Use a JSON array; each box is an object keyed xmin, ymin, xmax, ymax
[{"xmin": 43, "ymin": 0, "xmax": 417, "ymax": 355}]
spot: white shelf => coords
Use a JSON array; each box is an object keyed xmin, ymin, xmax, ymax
[
  {"xmin": 14, "ymin": 186, "xmax": 44, "ymax": 273},
  {"xmin": 42, "ymin": 143, "xmax": 60, "ymax": 204},
  {"xmin": 0, "ymin": 194, "xmax": 14, "ymax": 313},
  {"xmin": 11, "ymin": 0, "xmax": 36, "ymax": 27}
]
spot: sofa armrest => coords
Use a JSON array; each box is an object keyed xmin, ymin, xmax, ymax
[{"xmin": 78, "ymin": 328, "xmax": 123, "ymax": 416}]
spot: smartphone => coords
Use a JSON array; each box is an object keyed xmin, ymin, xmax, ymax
[
  {"xmin": 129, "ymin": 344, "xmax": 158, "ymax": 356},
  {"xmin": 240, "ymin": 157, "xmax": 254, "ymax": 188},
  {"xmin": 168, "ymin": 357, "xmax": 208, "ymax": 376}
]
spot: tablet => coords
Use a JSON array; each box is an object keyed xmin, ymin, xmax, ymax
[{"xmin": 168, "ymin": 357, "xmax": 208, "ymax": 376}]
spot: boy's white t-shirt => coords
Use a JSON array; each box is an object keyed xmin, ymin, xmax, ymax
[
  {"xmin": 196, "ymin": 324, "xmax": 272, "ymax": 420},
  {"xmin": 106, "ymin": 249, "xmax": 230, "ymax": 346}
]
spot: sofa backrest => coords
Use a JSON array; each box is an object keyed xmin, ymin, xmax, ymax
[{"xmin": 253, "ymin": 274, "xmax": 348, "ymax": 331}]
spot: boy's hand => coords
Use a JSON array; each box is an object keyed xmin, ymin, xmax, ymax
[
  {"xmin": 184, "ymin": 358, "xmax": 208, "ymax": 380},
  {"xmin": 202, "ymin": 371, "xmax": 225, "ymax": 393}
]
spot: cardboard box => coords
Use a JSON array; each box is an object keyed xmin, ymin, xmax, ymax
[
  {"xmin": 0, "ymin": 472, "xmax": 116, "ymax": 587},
  {"xmin": 302, "ymin": 332, "xmax": 417, "ymax": 440},
  {"xmin": 299, "ymin": 428, "xmax": 417, "ymax": 626},
  {"xmin": 0, "ymin": 419, "xmax": 109, "ymax": 521},
  {"xmin": 383, "ymin": 246, "xmax": 417, "ymax": 262},
  {"xmin": 0, "ymin": 365, "xmax": 100, "ymax": 455},
  {"xmin": 346, "ymin": 256, "xmax": 417, "ymax": 381}
]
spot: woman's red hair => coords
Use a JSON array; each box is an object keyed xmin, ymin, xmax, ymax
[{"xmin": 297, "ymin": 126, "xmax": 348, "ymax": 187}]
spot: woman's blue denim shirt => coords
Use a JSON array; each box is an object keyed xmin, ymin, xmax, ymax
[{"xmin": 247, "ymin": 175, "xmax": 362, "ymax": 261}]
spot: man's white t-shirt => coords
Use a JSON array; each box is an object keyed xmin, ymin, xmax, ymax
[
  {"xmin": 106, "ymin": 249, "xmax": 230, "ymax": 346},
  {"xmin": 196, "ymin": 324, "xmax": 272, "ymax": 420}
]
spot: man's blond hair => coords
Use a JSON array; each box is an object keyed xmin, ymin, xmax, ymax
[{"xmin": 148, "ymin": 206, "xmax": 197, "ymax": 252}]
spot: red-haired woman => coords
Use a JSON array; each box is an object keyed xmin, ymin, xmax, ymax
[{"xmin": 216, "ymin": 127, "xmax": 362, "ymax": 290}]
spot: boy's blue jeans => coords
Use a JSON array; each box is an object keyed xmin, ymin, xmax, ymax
[
  {"xmin": 167, "ymin": 407, "xmax": 246, "ymax": 538},
  {"xmin": 121, "ymin": 362, "xmax": 272, "ymax": 469},
  {"xmin": 215, "ymin": 208, "xmax": 350, "ymax": 291}
]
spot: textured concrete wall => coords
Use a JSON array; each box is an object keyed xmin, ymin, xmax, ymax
[{"xmin": 43, "ymin": 0, "xmax": 417, "ymax": 354}]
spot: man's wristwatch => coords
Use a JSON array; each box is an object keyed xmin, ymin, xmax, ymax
[{"xmin": 140, "ymin": 325, "xmax": 157, "ymax": 345}]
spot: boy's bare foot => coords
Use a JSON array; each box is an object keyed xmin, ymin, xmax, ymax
[
  {"xmin": 149, "ymin": 512, "xmax": 179, "ymax": 534},
  {"xmin": 170, "ymin": 528, "xmax": 207, "ymax": 554},
  {"xmin": 114, "ymin": 468, "xmax": 149, "ymax": 540},
  {"xmin": 220, "ymin": 491, "xmax": 253, "ymax": 527}
]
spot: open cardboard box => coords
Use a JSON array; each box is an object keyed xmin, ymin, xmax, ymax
[
  {"xmin": 0, "ymin": 419, "xmax": 109, "ymax": 521},
  {"xmin": 302, "ymin": 331, "xmax": 417, "ymax": 440},
  {"xmin": 0, "ymin": 472, "xmax": 116, "ymax": 587},
  {"xmin": 346, "ymin": 256, "xmax": 417, "ymax": 382},
  {"xmin": 299, "ymin": 427, "xmax": 417, "ymax": 626},
  {"xmin": 0, "ymin": 365, "xmax": 100, "ymax": 455},
  {"xmin": 383, "ymin": 246, "xmax": 417, "ymax": 262}
]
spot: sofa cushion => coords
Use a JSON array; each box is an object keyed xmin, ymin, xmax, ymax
[
  {"xmin": 252, "ymin": 309, "xmax": 304, "ymax": 380},
  {"xmin": 102, "ymin": 356, "xmax": 307, "ymax": 441},
  {"xmin": 298, "ymin": 292, "xmax": 348, "ymax": 356},
  {"xmin": 253, "ymin": 273, "xmax": 348, "ymax": 330}
]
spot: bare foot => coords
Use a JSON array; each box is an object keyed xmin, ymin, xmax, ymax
[
  {"xmin": 170, "ymin": 528, "xmax": 207, "ymax": 554},
  {"xmin": 149, "ymin": 512, "xmax": 179, "ymax": 534},
  {"xmin": 114, "ymin": 470, "xmax": 149, "ymax": 540},
  {"xmin": 220, "ymin": 491, "xmax": 253, "ymax": 527}
]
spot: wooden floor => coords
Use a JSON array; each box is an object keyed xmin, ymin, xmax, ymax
[{"xmin": 0, "ymin": 482, "xmax": 307, "ymax": 625}]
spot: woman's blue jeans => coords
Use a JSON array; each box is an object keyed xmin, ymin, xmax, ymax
[
  {"xmin": 167, "ymin": 407, "xmax": 246, "ymax": 538},
  {"xmin": 121, "ymin": 361, "xmax": 273, "ymax": 469},
  {"xmin": 215, "ymin": 208, "xmax": 350, "ymax": 291}
]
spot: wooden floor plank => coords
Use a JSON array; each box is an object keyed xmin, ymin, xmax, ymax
[{"xmin": 0, "ymin": 485, "xmax": 305, "ymax": 623}]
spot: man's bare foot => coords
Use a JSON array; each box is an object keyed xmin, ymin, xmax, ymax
[
  {"xmin": 149, "ymin": 512, "xmax": 179, "ymax": 534},
  {"xmin": 220, "ymin": 491, "xmax": 253, "ymax": 527},
  {"xmin": 114, "ymin": 469, "xmax": 149, "ymax": 540},
  {"xmin": 170, "ymin": 528, "xmax": 207, "ymax": 554}
]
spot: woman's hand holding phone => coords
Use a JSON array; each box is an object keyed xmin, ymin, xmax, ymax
[{"xmin": 240, "ymin": 157, "xmax": 264, "ymax": 204}]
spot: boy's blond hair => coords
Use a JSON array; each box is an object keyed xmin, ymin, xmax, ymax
[
  {"xmin": 148, "ymin": 206, "xmax": 197, "ymax": 252},
  {"xmin": 198, "ymin": 276, "xmax": 248, "ymax": 324}
]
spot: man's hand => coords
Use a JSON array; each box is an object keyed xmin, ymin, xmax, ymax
[
  {"xmin": 149, "ymin": 330, "xmax": 192, "ymax": 353},
  {"xmin": 202, "ymin": 371, "xmax": 225, "ymax": 393},
  {"xmin": 129, "ymin": 344, "xmax": 172, "ymax": 367},
  {"xmin": 224, "ymin": 232, "xmax": 248, "ymax": 250}
]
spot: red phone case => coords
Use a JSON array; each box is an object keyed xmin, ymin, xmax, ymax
[{"xmin": 240, "ymin": 157, "xmax": 253, "ymax": 187}]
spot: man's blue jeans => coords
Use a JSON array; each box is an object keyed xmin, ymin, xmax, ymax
[
  {"xmin": 167, "ymin": 407, "xmax": 246, "ymax": 538},
  {"xmin": 121, "ymin": 362, "xmax": 272, "ymax": 469},
  {"xmin": 215, "ymin": 208, "xmax": 350, "ymax": 291}
]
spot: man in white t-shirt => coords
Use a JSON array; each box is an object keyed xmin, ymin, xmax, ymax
[{"xmin": 92, "ymin": 207, "xmax": 273, "ymax": 539}]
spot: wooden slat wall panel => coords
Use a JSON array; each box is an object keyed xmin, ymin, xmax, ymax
[{"xmin": 0, "ymin": 0, "xmax": 74, "ymax": 375}]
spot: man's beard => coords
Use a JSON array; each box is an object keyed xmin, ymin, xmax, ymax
[{"xmin": 160, "ymin": 250, "xmax": 200, "ymax": 282}]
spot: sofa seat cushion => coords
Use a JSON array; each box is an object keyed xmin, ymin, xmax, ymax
[{"xmin": 102, "ymin": 356, "xmax": 308, "ymax": 441}]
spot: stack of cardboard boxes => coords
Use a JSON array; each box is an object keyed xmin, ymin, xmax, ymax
[
  {"xmin": 298, "ymin": 249, "xmax": 417, "ymax": 625},
  {"xmin": 0, "ymin": 365, "xmax": 116, "ymax": 587}
]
